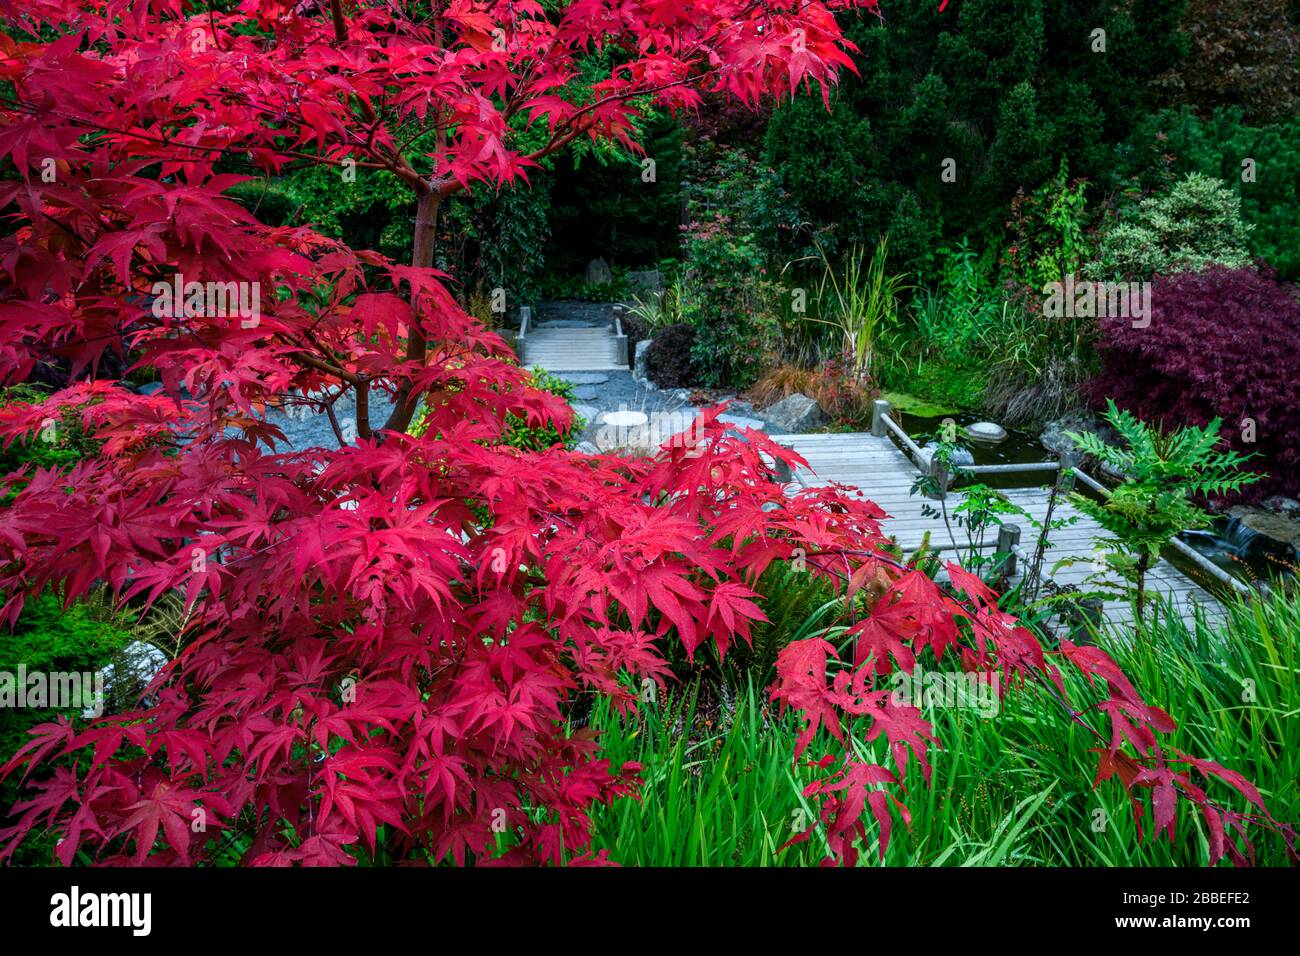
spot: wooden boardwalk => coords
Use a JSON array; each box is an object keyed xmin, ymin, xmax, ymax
[{"xmin": 776, "ymin": 432, "xmax": 1224, "ymax": 630}]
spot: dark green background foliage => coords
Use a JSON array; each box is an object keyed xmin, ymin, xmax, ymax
[
  {"xmin": 1126, "ymin": 107, "xmax": 1300, "ymax": 279},
  {"xmin": 764, "ymin": 0, "xmax": 1187, "ymax": 278},
  {"xmin": 543, "ymin": 112, "xmax": 684, "ymax": 276},
  {"xmin": 0, "ymin": 594, "xmax": 134, "ymax": 865}
]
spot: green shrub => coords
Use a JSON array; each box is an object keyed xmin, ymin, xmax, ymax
[
  {"xmin": 502, "ymin": 369, "xmax": 584, "ymax": 452},
  {"xmin": 1091, "ymin": 172, "xmax": 1254, "ymax": 280},
  {"xmin": 0, "ymin": 385, "xmax": 101, "ymax": 504},
  {"xmin": 410, "ymin": 367, "xmax": 582, "ymax": 451},
  {"xmin": 679, "ymin": 147, "xmax": 781, "ymax": 390},
  {"xmin": 1128, "ymin": 107, "xmax": 1300, "ymax": 280}
]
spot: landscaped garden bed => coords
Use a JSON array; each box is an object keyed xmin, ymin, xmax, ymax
[{"xmin": 0, "ymin": 1, "xmax": 1296, "ymax": 906}]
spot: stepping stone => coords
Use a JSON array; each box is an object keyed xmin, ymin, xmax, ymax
[
  {"xmin": 573, "ymin": 385, "xmax": 599, "ymax": 401},
  {"xmin": 966, "ymin": 421, "xmax": 1008, "ymax": 443},
  {"xmin": 557, "ymin": 372, "xmax": 609, "ymax": 385},
  {"xmin": 571, "ymin": 404, "xmax": 601, "ymax": 421},
  {"xmin": 600, "ymin": 410, "xmax": 648, "ymax": 428}
]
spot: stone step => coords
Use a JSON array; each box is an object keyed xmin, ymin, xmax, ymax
[{"xmin": 518, "ymin": 325, "xmax": 625, "ymax": 372}]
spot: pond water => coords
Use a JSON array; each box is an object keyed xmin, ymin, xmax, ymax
[{"xmin": 897, "ymin": 409, "xmax": 1057, "ymax": 491}]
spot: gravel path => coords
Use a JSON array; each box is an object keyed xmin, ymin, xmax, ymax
[{"xmin": 254, "ymin": 300, "xmax": 784, "ymax": 453}]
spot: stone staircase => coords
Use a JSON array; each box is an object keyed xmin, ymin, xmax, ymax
[{"xmin": 516, "ymin": 306, "xmax": 628, "ymax": 371}]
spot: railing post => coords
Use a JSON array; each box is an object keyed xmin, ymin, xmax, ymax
[
  {"xmin": 930, "ymin": 454, "xmax": 949, "ymax": 500},
  {"xmin": 997, "ymin": 524, "xmax": 1021, "ymax": 578},
  {"xmin": 871, "ymin": 399, "xmax": 890, "ymax": 438},
  {"xmin": 1056, "ymin": 447, "xmax": 1080, "ymax": 492},
  {"xmin": 1071, "ymin": 597, "xmax": 1104, "ymax": 646}
]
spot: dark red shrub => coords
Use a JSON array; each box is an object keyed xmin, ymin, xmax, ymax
[
  {"xmin": 1091, "ymin": 267, "xmax": 1300, "ymax": 501},
  {"xmin": 644, "ymin": 323, "xmax": 698, "ymax": 390}
]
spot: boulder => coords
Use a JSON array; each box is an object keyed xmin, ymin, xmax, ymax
[
  {"xmin": 1040, "ymin": 415, "xmax": 1101, "ymax": 458},
  {"xmin": 584, "ymin": 257, "xmax": 614, "ymax": 285},
  {"xmin": 763, "ymin": 393, "xmax": 825, "ymax": 432},
  {"xmin": 633, "ymin": 338, "xmax": 654, "ymax": 386},
  {"xmin": 919, "ymin": 441, "xmax": 975, "ymax": 469},
  {"xmin": 718, "ymin": 413, "xmax": 767, "ymax": 433},
  {"xmin": 966, "ymin": 421, "xmax": 1007, "ymax": 443}
]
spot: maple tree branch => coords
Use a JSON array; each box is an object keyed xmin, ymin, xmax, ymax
[
  {"xmin": 355, "ymin": 376, "xmax": 371, "ymax": 442},
  {"xmin": 276, "ymin": 340, "xmax": 361, "ymax": 386}
]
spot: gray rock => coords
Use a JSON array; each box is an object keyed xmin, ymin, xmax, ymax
[
  {"xmin": 919, "ymin": 441, "xmax": 975, "ymax": 469},
  {"xmin": 726, "ymin": 400, "xmax": 757, "ymax": 418},
  {"xmin": 585, "ymin": 258, "xmax": 614, "ymax": 285},
  {"xmin": 1263, "ymin": 496, "xmax": 1300, "ymax": 515},
  {"xmin": 572, "ymin": 385, "xmax": 599, "ymax": 401},
  {"xmin": 966, "ymin": 421, "xmax": 1007, "ymax": 443},
  {"xmin": 575, "ymin": 441, "xmax": 600, "ymax": 455},
  {"xmin": 633, "ymin": 338, "xmax": 654, "ymax": 386},
  {"xmin": 719, "ymin": 414, "xmax": 767, "ymax": 432},
  {"xmin": 571, "ymin": 404, "xmax": 601, "ymax": 423},
  {"xmin": 764, "ymin": 393, "xmax": 825, "ymax": 433},
  {"xmin": 557, "ymin": 372, "xmax": 609, "ymax": 385},
  {"xmin": 1041, "ymin": 415, "xmax": 1099, "ymax": 457}
]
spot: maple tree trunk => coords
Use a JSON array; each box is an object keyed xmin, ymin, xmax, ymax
[{"xmin": 378, "ymin": 188, "xmax": 439, "ymax": 436}]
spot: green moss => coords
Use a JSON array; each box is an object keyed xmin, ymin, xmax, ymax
[{"xmin": 882, "ymin": 388, "xmax": 966, "ymax": 418}]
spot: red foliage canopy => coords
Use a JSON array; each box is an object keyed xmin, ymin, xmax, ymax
[{"xmin": 0, "ymin": 1, "xmax": 1292, "ymax": 866}]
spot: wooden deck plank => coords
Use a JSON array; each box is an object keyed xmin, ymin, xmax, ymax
[{"xmin": 776, "ymin": 432, "xmax": 1224, "ymax": 630}]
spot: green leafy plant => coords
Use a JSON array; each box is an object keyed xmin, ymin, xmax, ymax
[
  {"xmin": 409, "ymin": 367, "xmax": 583, "ymax": 452},
  {"xmin": 625, "ymin": 273, "xmax": 688, "ymax": 333},
  {"xmin": 1062, "ymin": 400, "xmax": 1262, "ymax": 622},
  {"xmin": 588, "ymin": 589, "xmax": 1300, "ymax": 866},
  {"xmin": 799, "ymin": 237, "xmax": 910, "ymax": 384},
  {"xmin": 679, "ymin": 146, "xmax": 782, "ymax": 389}
]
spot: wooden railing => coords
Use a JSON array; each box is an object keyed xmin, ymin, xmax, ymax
[
  {"xmin": 871, "ymin": 398, "xmax": 1068, "ymax": 492},
  {"xmin": 869, "ymin": 397, "xmax": 1257, "ymax": 598}
]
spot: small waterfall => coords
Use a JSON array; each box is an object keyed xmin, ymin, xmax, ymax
[{"xmin": 1180, "ymin": 516, "xmax": 1298, "ymax": 586}]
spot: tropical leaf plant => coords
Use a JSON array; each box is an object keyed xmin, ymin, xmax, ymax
[{"xmin": 1060, "ymin": 400, "xmax": 1262, "ymax": 622}]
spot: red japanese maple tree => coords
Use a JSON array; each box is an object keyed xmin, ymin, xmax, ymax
[{"xmin": 0, "ymin": 0, "xmax": 1292, "ymax": 866}]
